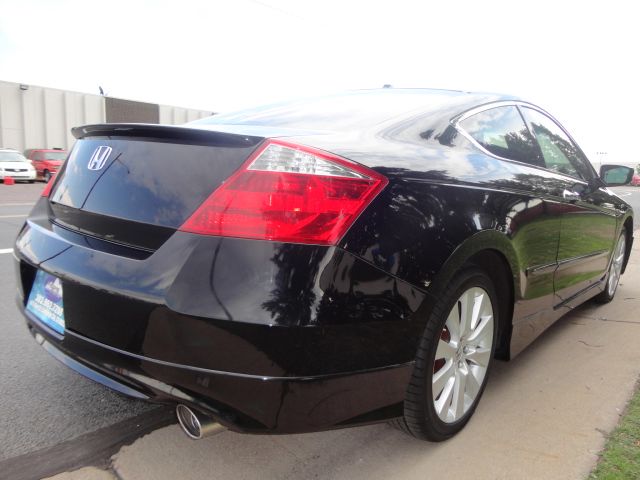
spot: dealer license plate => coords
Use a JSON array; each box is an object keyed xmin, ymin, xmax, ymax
[{"xmin": 26, "ymin": 270, "xmax": 65, "ymax": 334}]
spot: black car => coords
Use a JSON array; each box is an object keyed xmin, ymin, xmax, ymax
[{"xmin": 15, "ymin": 89, "xmax": 634, "ymax": 441}]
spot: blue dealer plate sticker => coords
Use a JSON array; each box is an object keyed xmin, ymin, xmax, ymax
[{"xmin": 26, "ymin": 270, "xmax": 65, "ymax": 334}]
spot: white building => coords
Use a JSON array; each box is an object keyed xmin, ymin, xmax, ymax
[{"xmin": 0, "ymin": 80, "xmax": 212, "ymax": 153}]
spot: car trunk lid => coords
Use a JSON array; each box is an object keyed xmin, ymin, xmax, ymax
[{"xmin": 48, "ymin": 124, "xmax": 263, "ymax": 251}]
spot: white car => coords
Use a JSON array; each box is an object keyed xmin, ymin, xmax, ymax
[{"xmin": 0, "ymin": 149, "xmax": 37, "ymax": 182}]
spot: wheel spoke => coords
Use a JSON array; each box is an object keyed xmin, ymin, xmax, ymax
[
  {"xmin": 432, "ymin": 359, "xmax": 455, "ymax": 399},
  {"xmin": 465, "ymin": 366, "xmax": 482, "ymax": 399},
  {"xmin": 616, "ymin": 243, "xmax": 624, "ymax": 266},
  {"xmin": 470, "ymin": 291, "xmax": 484, "ymax": 331},
  {"xmin": 451, "ymin": 368, "xmax": 467, "ymax": 419},
  {"xmin": 459, "ymin": 292, "xmax": 473, "ymax": 338},
  {"xmin": 465, "ymin": 346, "xmax": 491, "ymax": 367},
  {"xmin": 445, "ymin": 307, "xmax": 460, "ymax": 342},
  {"xmin": 434, "ymin": 376, "xmax": 455, "ymax": 417},
  {"xmin": 435, "ymin": 339, "xmax": 456, "ymax": 361},
  {"xmin": 467, "ymin": 314, "xmax": 493, "ymax": 345}
]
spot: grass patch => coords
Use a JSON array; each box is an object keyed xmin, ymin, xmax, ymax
[{"xmin": 589, "ymin": 381, "xmax": 640, "ymax": 479}]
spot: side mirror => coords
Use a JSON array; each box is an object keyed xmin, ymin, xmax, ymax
[{"xmin": 599, "ymin": 165, "xmax": 634, "ymax": 187}]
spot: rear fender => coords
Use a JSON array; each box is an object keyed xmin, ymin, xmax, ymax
[
  {"xmin": 426, "ymin": 229, "xmax": 521, "ymax": 300},
  {"xmin": 412, "ymin": 230, "xmax": 520, "ymax": 359}
]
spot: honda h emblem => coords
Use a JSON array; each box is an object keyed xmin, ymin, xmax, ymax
[{"xmin": 87, "ymin": 146, "xmax": 112, "ymax": 171}]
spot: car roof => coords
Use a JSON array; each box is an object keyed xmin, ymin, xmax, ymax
[{"xmin": 194, "ymin": 88, "xmax": 519, "ymax": 132}]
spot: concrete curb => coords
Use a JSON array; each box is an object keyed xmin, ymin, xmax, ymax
[{"xmin": 42, "ymin": 467, "xmax": 115, "ymax": 480}]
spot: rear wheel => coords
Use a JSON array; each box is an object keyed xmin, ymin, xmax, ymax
[
  {"xmin": 397, "ymin": 268, "xmax": 498, "ymax": 441},
  {"xmin": 595, "ymin": 229, "xmax": 626, "ymax": 304},
  {"xmin": 43, "ymin": 170, "xmax": 51, "ymax": 183}
]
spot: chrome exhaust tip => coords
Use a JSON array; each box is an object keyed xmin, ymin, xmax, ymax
[{"xmin": 176, "ymin": 404, "xmax": 225, "ymax": 440}]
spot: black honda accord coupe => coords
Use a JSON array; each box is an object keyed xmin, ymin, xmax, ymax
[{"xmin": 15, "ymin": 89, "xmax": 634, "ymax": 441}]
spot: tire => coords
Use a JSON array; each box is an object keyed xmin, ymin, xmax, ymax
[
  {"xmin": 595, "ymin": 228, "xmax": 626, "ymax": 304},
  {"xmin": 43, "ymin": 170, "xmax": 51, "ymax": 183},
  {"xmin": 397, "ymin": 267, "xmax": 498, "ymax": 441}
]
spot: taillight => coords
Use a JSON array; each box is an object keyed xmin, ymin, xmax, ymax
[
  {"xmin": 179, "ymin": 139, "xmax": 387, "ymax": 245},
  {"xmin": 41, "ymin": 174, "xmax": 56, "ymax": 197}
]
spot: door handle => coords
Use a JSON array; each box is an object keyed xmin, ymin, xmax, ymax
[{"xmin": 562, "ymin": 189, "xmax": 581, "ymax": 202}]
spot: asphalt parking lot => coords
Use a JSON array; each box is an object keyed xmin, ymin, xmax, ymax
[
  {"xmin": 0, "ymin": 183, "xmax": 172, "ymax": 478},
  {"xmin": 0, "ymin": 183, "xmax": 638, "ymax": 480}
]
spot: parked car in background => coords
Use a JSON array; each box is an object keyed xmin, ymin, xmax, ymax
[
  {"xmin": 0, "ymin": 148, "xmax": 36, "ymax": 183},
  {"xmin": 631, "ymin": 174, "xmax": 640, "ymax": 186},
  {"xmin": 14, "ymin": 89, "xmax": 635, "ymax": 442},
  {"xmin": 25, "ymin": 148, "xmax": 67, "ymax": 182}
]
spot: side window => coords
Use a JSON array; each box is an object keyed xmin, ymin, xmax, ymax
[
  {"xmin": 520, "ymin": 108, "xmax": 592, "ymax": 180},
  {"xmin": 32, "ymin": 152, "xmax": 42, "ymax": 160},
  {"xmin": 459, "ymin": 106, "xmax": 542, "ymax": 166}
]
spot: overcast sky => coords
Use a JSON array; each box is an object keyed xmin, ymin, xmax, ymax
[{"xmin": 1, "ymin": 0, "xmax": 638, "ymax": 165}]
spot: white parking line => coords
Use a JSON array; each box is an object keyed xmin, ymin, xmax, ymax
[
  {"xmin": 0, "ymin": 248, "xmax": 13, "ymax": 254},
  {"xmin": 0, "ymin": 214, "xmax": 27, "ymax": 218}
]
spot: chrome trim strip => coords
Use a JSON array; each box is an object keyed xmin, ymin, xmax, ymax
[
  {"xmin": 66, "ymin": 329, "xmax": 415, "ymax": 382},
  {"xmin": 451, "ymin": 100, "xmax": 595, "ymax": 185},
  {"xmin": 526, "ymin": 251, "xmax": 610, "ymax": 278},
  {"xmin": 557, "ymin": 249, "xmax": 609, "ymax": 267},
  {"xmin": 454, "ymin": 100, "xmax": 519, "ymax": 124},
  {"xmin": 453, "ymin": 100, "xmax": 550, "ymax": 124},
  {"xmin": 454, "ymin": 126, "xmax": 522, "ymax": 164},
  {"xmin": 525, "ymin": 262, "xmax": 557, "ymax": 277}
]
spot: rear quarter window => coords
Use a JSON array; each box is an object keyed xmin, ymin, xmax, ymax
[{"xmin": 459, "ymin": 106, "xmax": 542, "ymax": 167}]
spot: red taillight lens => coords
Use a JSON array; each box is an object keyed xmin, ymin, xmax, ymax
[
  {"xmin": 41, "ymin": 174, "xmax": 56, "ymax": 197},
  {"xmin": 179, "ymin": 139, "xmax": 387, "ymax": 245}
]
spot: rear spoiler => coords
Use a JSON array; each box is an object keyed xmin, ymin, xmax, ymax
[{"xmin": 71, "ymin": 123, "xmax": 263, "ymax": 148}]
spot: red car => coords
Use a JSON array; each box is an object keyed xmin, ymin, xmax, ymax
[
  {"xmin": 25, "ymin": 148, "xmax": 67, "ymax": 182},
  {"xmin": 631, "ymin": 174, "xmax": 640, "ymax": 186}
]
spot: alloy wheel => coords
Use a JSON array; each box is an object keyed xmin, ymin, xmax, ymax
[
  {"xmin": 432, "ymin": 286, "xmax": 494, "ymax": 423},
  {"xmin": 607, "ymin": 234, "xmax": 626, "ymax": 298}
]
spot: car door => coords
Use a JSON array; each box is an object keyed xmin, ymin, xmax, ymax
[
  {"xmin": 457, "ymin": 105, "xmax": 562, "ymax": 321},
  {"xmin": 519, "ymin": 106, "xmax": 617, "ymax": 304}
]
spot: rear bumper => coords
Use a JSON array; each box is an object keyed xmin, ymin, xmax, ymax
[
  {"xmin": 14, "ymin": 198, "xmax": 426, "ymax": 432},
  {"xmin": 22, "ymin": 306, "xmax": 412, "ymax": 433}
]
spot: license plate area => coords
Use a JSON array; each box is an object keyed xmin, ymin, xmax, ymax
[{"xmin": 26, "ymin": 270, "xmax": 65, "ymax": 335}]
